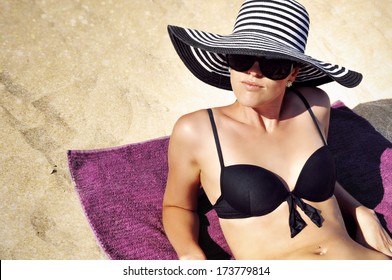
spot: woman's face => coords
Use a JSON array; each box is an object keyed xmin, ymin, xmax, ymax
[{"xmin": 230, "ymin": 60, "xmax": 299, "ymax": 109}]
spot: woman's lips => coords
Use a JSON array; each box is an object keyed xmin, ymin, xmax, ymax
[{"xmin": 242, "ymin": 80, "xmax": 263, "ymax": 90}]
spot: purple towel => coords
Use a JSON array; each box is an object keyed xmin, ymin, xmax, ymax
[
  {"xmin": 328, "ymin": 105, "xmax": 392, "ymax": 236},
  {"xmin": 68, "ymin": 137, "xmax": 230, "ymax": 260},
  {"xmin": 68, "ymin": 105, "xmax": 391, "ymax": 260}
]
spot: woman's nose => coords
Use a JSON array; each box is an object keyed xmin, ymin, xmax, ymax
[{"xmin": 247, "ymin": 61, "xmax": 263, "ymax": 77}]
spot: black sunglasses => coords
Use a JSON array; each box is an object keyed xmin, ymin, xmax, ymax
[{"xmin": 226, "ymin": 54, "xmax": 295, "ymax": 80}]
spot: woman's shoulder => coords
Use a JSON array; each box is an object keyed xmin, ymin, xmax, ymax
[
  {"xmin": 294, "ymin": 86, "xmax": 331, "ymax": 109},
  {"xmin": 292, "ymin": 86, "xmax": 331, "ymax": 135},
  {"xmin": 173, "ymin": 108, "xmax": 209, "ymax": 130},
  {"xmin": 170, "ymin": 109, "xmax": 211, "ymax": 144}
]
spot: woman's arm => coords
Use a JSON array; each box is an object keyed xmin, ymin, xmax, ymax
[
  {"xmin": 162, "ymin": 114, "xmax": 206, "ymax": 260},
  {"xmin": 334, "ymin": 182, "xmax": 392, "ymax": 257}
]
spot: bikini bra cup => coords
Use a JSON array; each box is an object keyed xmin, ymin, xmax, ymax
[
  {"xmin": 293, "ymin": 146, "xmax": 336, "ymax": 201},
  {"xmin": 221, "ymin": 164, "xmax": 288, "ymax": 216}
]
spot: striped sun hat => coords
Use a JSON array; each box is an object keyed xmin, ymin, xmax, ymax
[{"xmin": 168, "ymin": 0, "xmax": 362, "ymax": 90}]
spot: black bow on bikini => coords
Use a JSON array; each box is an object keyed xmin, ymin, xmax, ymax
[{"xmin": 286, "ymin": 193, "xmax": 323, "ymax": 238}]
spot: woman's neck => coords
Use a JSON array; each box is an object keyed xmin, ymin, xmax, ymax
[{"xmin": 231, "ymin": 96, "xmax": 285, "ymax": 132}]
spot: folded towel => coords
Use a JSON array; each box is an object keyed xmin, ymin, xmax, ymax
[{"xmin": 68, "ymin": 103, "xmax": 392, "ymax": 260}]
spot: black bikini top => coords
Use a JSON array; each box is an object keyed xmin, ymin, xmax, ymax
[{"xmin": 208, "ymin": 89, "xmax": 336, "ymax": 238}]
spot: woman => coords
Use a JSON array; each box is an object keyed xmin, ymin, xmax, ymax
[{"xmin": 162, "ymin": 0, "xmax": 392, "ymax": 260}]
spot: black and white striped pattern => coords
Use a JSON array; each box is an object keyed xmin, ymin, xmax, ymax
[
  {"xmin": 168, "ymin": 0, "xmax": 362, "ymax": 90},
  {"xmin": 233, "ymin": 0, "xmax": 309, "ymax": 52}
]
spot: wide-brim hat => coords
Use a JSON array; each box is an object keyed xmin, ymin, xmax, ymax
[{"xmin": 168, "ymin": 0, "xmax": 362, "ymax": 90}]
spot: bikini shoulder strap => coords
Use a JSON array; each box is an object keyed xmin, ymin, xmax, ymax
[
  {"xmin": 291, "ymin": 88, "xmax": 328, "ymax": 146},
  {"xmin": 207, "ymin": 108, "xmax": 225, "ymax": 168}
]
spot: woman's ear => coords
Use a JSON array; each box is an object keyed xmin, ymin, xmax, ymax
[{"xmin": 290, "ymin": 65, "xmax": 300, "ymax": 80}]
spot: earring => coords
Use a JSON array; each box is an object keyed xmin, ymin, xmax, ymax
[{"xmin": 286, "ymin": 81, "xmax": 293, "ymax": 88}]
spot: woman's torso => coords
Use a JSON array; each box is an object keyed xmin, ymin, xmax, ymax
[
  {"xmin": 219, "ymin": 197, "xmax": 388, "ymax": 259},
  {"xmin": 194, "ymin": 89, "xmax": 388, "ymax": 260}
]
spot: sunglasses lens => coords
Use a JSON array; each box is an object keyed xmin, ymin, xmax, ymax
[
  {"xmin": 227, "ymin": 55, "xmax": 293, "ymax": 80},
  {"xmin": 226, "ymin": 54, "xmax": 256, "ymax": 72},
  {"xmin": 260, "ymin": 59, "xmax": 293, "ymax": 80}
]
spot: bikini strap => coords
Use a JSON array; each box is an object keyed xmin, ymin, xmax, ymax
[
  {"xmin": 207, "ymin": 108, "xmax": 225, "ymax": 168},
  {"xmin": 291, "ymin": 88, "xmax": 328, "ymax": 146}
]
